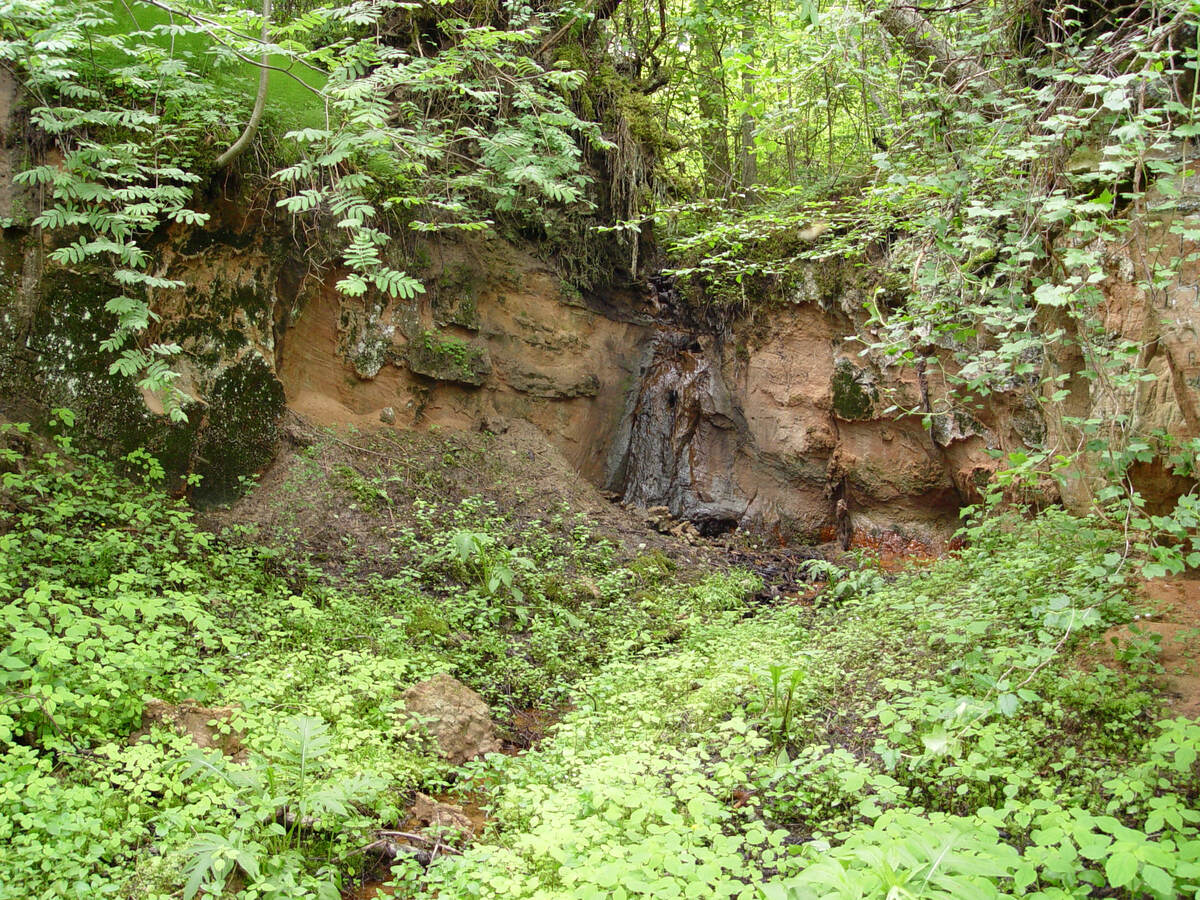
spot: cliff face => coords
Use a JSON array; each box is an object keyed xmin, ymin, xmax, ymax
[
  {"xmin": 5, "ymin": 194, "xmax": 1199, "ymax": 540},
  {"xmin": 1100, "ymin": 191, "xmax": 1200, "ymax": 511},
  {"xmin": 2, "ymin": 191, "xmax": 974, "ymax": 537},
  {"xmin": 245, "ymin": 236, "xmax": 984, "ymax": 543},
  {"xmin": 605, "ymin": 268, "xmax": 992, "ymax": 543},
  {"xmin": 3, "ymin": 55, "xmax": 1198, "ymax": 536},
  {"xmin": 276, "ymin": 235, "xmax": 655, "ymax": 486},
  {"xmin": 266, "ymin": 208, "xmax": 1200, "ymax": 545},
  {"xmin": 635, "ymin": 201, "xmax": 1200, "ymax": 541}
]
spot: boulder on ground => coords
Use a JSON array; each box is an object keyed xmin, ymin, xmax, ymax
[
  {"xmin": 131, "ymin": 699, "xmax": 243, "ymax": 757},
  {"xmin": 401, "ymin": 674, "xmax": 500, "ymax": 765}
]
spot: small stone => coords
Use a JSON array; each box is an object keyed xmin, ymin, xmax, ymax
[
  {"xmin": 409, "ymin": 793, "xmax": 474, "ymax": 839},
  {"xmin": 479, "ymin": 413, "xmax": 509, "ymax": 435},
  {"xmin": 380, "ymin": 406, "xmax": 396, "ymax": 424}
]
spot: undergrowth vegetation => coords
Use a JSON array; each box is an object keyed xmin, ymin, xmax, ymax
[
  {"xmin": 426, "ymin": 510, "xmax": 1200, "ymax": 899},
  {"xmin": 3, "ymin": 416, "xmax": 1198, "ymax": 898},
  {"xmin": 0, "ymin": 418, "xmax": 744, "ymax": 899}
]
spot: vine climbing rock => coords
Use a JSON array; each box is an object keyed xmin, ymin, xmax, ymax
[{"xmin": 401, "ymin": 674, "xmax": 501, "ymax": 765}]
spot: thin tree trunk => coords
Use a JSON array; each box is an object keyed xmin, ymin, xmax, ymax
[
  {"xmin": 696, "ymin": 22, "xmax": 731, "ymax": 198},
  {"xmin": 215, "ymin": 0, "xmax": 273, "ymax": 169},
  {"xmin": 737, "ymin": 20, "xmax": 758, "ymax": 196}
]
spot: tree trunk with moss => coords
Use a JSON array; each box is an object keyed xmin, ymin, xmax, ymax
[{"xmin": 876, "ymin": 2, "xmax": 1001, "ymax": 98}]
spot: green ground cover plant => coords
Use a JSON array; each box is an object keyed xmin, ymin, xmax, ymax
[
  {"xmin": 0, "ymin": 419, "xmax": 754, "ymax": 898},
  {"xmin": 418, "ymin": 505, "xmax": 1200, "ymax": 899},
  {"xmin": 5, "ymin": 416, "xmax": 1194, "ymax": 899}
]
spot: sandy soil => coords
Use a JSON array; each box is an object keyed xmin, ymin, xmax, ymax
[{"xmin": 1089, "ymin": 575, "xmax": 1200, "ymax": 719}]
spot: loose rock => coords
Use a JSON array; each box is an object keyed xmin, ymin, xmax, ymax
[
  {"xmin": 131, "ymin": 699, "xmax": 243, "ymax": 757},
  {"xmin": 409, "ymin": 792, "xmax": 475, "ymax": 839},
  {"xmin": 401, "ymin": 674, "xmax": 501, "ymax": 765}
]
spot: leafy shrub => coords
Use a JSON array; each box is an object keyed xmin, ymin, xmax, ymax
[{"xmin": 1, "ymin": 424, "xmax": 221, "ymax": 746}]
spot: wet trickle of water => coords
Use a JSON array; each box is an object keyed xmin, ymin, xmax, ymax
[
  {"xmin": 622, "ymin": 334, "xmax": 704, "ymax": 511},
  {"xmin": 617, "ymin": 333, "xmax": 747, "ymax": 530}
]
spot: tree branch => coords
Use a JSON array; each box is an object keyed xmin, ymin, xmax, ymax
[
  {"xmin": 137, "ymin": 0, "xmax": 322, "ymax": 95},
  {"xmin": 876, "ymin": 2, "xmax": 1001, "ymax": 99}
]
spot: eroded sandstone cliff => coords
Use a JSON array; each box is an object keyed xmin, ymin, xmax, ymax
[{"xmin": 3, "ymin": 50, "xmax": 1198, "ymax": 540}]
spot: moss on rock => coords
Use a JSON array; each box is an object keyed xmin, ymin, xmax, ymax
[
  {"xmin": 337, "ymin": 300, "xmax": 398, "ymax": 379},
  {"xmin": 405, "ymin": 330, "xmax": 491, "ymax": 386},
  {"xmin": 190, "ymin": 354, "xmax": 286, "ymax": 502},
  {"xmin": 0, "ymin": 228, "xmax": 287, "ymax": 501},
  {"xmin": 433, "ymin": 264, "xmax": 482, "ymax": 331},
  {"xmin": 930, "ymin": 410, "xmax": 989, "ymax": 448},
  {"xmin": 832, "ymin": 358, "xmax": 877, "ymax": 421}
]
